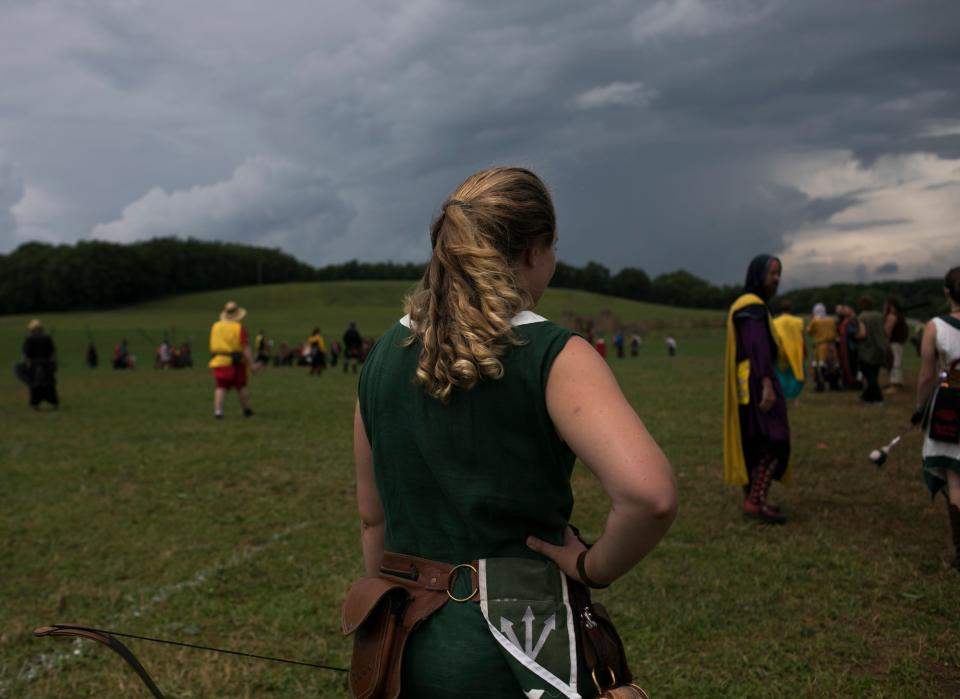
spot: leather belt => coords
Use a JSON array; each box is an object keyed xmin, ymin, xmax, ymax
[{"xmin": 378, "ymin": 551, "xmax": 480, "ymax": 603}]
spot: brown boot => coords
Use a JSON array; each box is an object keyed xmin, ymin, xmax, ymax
[
  {"xmin": 948, "ymin": 503, "xmax": 960, "ymax": 571},
  {"xmin": 743, "ymin": 460, "xmax": 786, "ymax": 525}
]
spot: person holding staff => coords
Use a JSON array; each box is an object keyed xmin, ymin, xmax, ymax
[
  {"xmin": 915, "ymin": 266, "xmax": 960, "ymax": 570},
  {"xmin": 351, "ymin": 167, "xmax": 676, "ymax": 697}
]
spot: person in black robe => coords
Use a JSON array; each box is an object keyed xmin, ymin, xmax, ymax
[
  {"xmin": 21, "ymin": 319, "xmax": 59, "ymax": 409},
  {"xmin": 343, "ymin": 322, "xmax": 363, "ymax": 374}
]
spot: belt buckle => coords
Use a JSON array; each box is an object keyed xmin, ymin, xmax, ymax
[{"xmin": 446, "ymin": 563, "xmax": 479, "ymax": 602}]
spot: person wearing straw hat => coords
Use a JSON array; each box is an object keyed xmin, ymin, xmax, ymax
[
  {"xmin": 209, "ymin": 301, "xmax": 260, "ymax": 419},
  {"xmin": 19, "ymin": 318, "xmax": 60, "ymax": 410}
]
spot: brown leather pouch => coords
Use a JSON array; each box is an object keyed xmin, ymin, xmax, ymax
[
  {"xmin": 565, "ymin": 531, "xmax": 650, "ymax": 699},
  {"xmin": 582, "ymin": 599, "xmax": 633, "ymax": 690},
  {"xmin": 341, "ymin": 577, "xmax": 408, "ymax": 699},
  {"xmin": 341, "ymin": 554, "xmax": 476, "ymax": 699}
]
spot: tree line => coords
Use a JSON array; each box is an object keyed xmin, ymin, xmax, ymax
[
  {"xmin": 0, "ymin": 237, "xmax": 950, "ymax": 318},
  {"xmin": 777, "ymin": 279, "xmax": 950, "ymax": 322},
  {"xmin": 556, "ymin": 261, "xmax": 952, "ymax": 319}
]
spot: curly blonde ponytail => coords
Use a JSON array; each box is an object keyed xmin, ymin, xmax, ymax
[{"xmin": 404, "ymin": 167, "xmax": 556, "ymax": 401}]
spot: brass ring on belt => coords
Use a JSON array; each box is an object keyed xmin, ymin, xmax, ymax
[{"xmin": 446, "ymin": 563, "xmax": 479, "ymax": 602}]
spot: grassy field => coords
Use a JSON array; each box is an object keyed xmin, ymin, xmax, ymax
[{"xmin": 1, "ymin": 282, "xmax": 958, "ymax": 698}]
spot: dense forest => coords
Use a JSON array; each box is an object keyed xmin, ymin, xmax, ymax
[
  {"xmin": 0, "ymin": 237, "xmax": 952, "ymax": 318},
  {"xmin": 1, "ymin": 239, "xmax": 316, "ymax": 314}
]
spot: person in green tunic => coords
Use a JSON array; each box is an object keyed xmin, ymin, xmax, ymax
[
  {"xmin": 354, "ymin": 166, "xmax": 677, "ymax": 698},
  {"xmin": 855, "ymin": 296, "xmax": 890, "ymax": 404}
]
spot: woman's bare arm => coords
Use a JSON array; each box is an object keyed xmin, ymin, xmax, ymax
[
  {"xmin": 526, "ymin": 336, "xmax": 677, "ymax": 586},
  {"xmin": 915, "ymin": 320, "xmax": 939, "ymax": 411},
  {"xmin": 354, "ymin": 400, "xmax": 385, "ymax": 576}
]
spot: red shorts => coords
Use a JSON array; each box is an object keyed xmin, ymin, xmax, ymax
[{"xmin": 213, "ymin": 366, "xmax": 248, "ymax": 389}]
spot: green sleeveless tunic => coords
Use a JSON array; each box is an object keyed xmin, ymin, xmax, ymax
[{"xmin": 358, "ymin": 311, "xmax": 591, "ymax": 698}]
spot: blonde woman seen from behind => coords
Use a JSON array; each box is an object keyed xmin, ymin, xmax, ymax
[{"xmin": 349, "ymin": 167, "xmax": 676, "ymax": 698}]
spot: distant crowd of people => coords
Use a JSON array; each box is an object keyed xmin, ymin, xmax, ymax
[
  {"xmin": 153, "ymin": 339, "xmax": 193, "ymax": 369},
  {"xmin": 772, "ymin": 295, "xmax": 913, "ymax": 404},
  {"xmin": 724, "ymin": 256, "xmax": 960, "ymax": 570},
  {"xmin": 583, "ymin": 328, "xmax": 647, "ymax": 359},
  {"xmin": 15, "ymin": 310, "xmax": 373, "ymax": 421},
  {"xmin": 204, "ymin": 302, "xmax": 375, "ymax": 419},
  {"xmin": 15, "ymin": 261, "xmax": 959, "ymax": 574},
  {"xmin": 249, "ymin": 322, "xmax": 372, "ymax": 374}
]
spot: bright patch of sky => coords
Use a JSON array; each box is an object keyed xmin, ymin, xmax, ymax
[{"xmin": 775, "ymin": 151, "xmax": 960, "ymax": 288}]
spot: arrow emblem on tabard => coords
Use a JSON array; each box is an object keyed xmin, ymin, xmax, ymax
[{"xmin": 499, "ymin": 606, "xmax": 557, "ymax": 661}]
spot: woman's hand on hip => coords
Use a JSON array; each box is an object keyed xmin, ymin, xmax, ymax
[{"xmin": 526, "ymin": 526, "xmax": 588, "ymax": 582}]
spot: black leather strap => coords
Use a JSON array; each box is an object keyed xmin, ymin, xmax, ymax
[{"xmin": 576, "ymin": 549, "xmax": 609, "ymax": 590}]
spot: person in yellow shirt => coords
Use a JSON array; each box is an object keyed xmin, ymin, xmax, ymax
[
  {"xmin": 307, "ymin": 327, "xmax": 327, "ymax": 376},
  {"xmin": 209, "ymin": 301, "xmax": 260, "ymax": 419},
  {"xmin": 772, "ymin": 299, "xmax": 805, "ymax": 400},
  {"xmin": 806, "ymin": 303, "xmax": 839, "ymax": 392}
]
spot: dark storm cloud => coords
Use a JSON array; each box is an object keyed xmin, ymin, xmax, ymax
[
  {"xmin": 639, "ymin": 2, "xmax": 960, "ymax": 163},
  {"xmin": 875, "ymin": 262, "xmax": 899, "ymax": 275},
  {"xmin": 1, "ymin": 0, "xmax": 958, "ymax": 285},
  {"xmin": 827, "ymin": 218, "xmax": 911, "ymax": 232}
]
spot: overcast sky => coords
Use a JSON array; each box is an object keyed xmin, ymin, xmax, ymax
[{"xmin": 1, "ymin": 0, "xmax": 958, "ymax": 288}]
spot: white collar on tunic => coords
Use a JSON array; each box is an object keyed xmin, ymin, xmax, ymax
[{"xmin": 399, "ymin": 310, "xmax": 547, "ymax": 329}]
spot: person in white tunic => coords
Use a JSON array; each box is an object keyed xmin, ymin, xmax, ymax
[{"xmin": 916, "ymin": 266, "xmax": 960, "ymax": 571}]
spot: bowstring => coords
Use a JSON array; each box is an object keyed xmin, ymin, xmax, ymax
[{"xmin": 95, "ymin": 627, "xmax": 348, "ymax": 673}]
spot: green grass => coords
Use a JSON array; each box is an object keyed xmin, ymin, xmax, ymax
[{"xmin": 1, "ymin": 282, "xmax": 957, "ymax": 698}]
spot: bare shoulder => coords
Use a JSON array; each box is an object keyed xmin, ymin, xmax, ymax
[
  {"xmin": 555, "ymin": 334, "xmax": 603, "ymax": 362},
  {"xmin": 549, "ymin": 335, "xmax": 616, "ymax": 383},
  {"xmin": 546, "ymin": 335, "xmax": 628, "ymax": 418}
]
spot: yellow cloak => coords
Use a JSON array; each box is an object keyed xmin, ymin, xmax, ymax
[
  {"xmin": 723, "ymin": 293, "xmax": 792, "ymax": 485},
  {"xmin": 772, "ymin": 313, "xmax": 805, "ymax": 380}
]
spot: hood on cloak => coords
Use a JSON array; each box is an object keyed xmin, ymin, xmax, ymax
[{"xmin": 743, "ymin": 254, "xmax": 781, "ymax": 302}]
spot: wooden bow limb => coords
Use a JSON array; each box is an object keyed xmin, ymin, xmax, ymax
[{"xmin": 34, "ymin": 623, "xmax": 166, "ymax": 698}]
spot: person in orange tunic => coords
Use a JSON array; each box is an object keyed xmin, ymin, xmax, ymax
[
  {"xmin": 208, "ymin": 301, "xmax": 260, "ymax": 419},
  {"xmin": 806, "ymin": 303, "xmax": 839, "ymax": 392}
]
